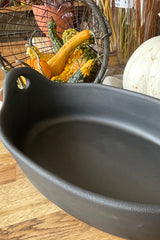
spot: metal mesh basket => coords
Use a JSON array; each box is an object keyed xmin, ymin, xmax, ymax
[{"xmin": 0, "ymin": 0, "xmax": 111, "ymax": 83}]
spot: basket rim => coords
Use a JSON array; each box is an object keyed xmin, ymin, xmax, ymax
[{"xmin": 85, "ymin": 0, "xmax": 111, "ymax": 83}]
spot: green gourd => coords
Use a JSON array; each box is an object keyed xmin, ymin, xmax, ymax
[
  {"xmin": 47, "ymin": 16, "xmax": 63, "ymax": 53},
  {"xmin": 67, "ymin": 59, "xmax": 96, "ymax": 83}
]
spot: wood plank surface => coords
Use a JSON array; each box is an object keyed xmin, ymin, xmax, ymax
[{"xmin": 0, "ymin": 5, "xmax": 32, "ymax": 13}]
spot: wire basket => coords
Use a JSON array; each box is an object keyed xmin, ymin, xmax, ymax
[{"xmin": 0, "ymin": 0, "xmax": 111, "ymax": 83}]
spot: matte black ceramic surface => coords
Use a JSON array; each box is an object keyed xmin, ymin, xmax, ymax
[{"xmin": 1, "ymin": 67, "xmax": 160, "ymax": 240}]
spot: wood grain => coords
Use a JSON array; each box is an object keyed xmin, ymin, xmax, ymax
[{"xmin": 0, "ymin": 5, "xmax": 32, "ymax": 13}]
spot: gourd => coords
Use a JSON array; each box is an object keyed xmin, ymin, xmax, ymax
[
  {"xmin": 47, "ymin": 16, "xmax": 63, "ymax": 53},
  {"xmin": 67, "ymin": 59, "xmax": 96, "ymax": 83},
  {"xmin": 62, "ymin": 28, "xmax": 79, "ymax": 44},
  {"xmin": 123, "ymin": 36, "xmax": 160, "ymax": 99},
  {"xmin": 62, "ymin": 28, "xmax": 97, "ymax": 60},
  {"xmin": 47, "ymin": 29, "xmax": 93, "ymax": 77},
  {"xmin": 26, "ymin": 45, "xmax": 55, "ymax": 61},
  {"xmin": 26, "ymin": 45, "xmax": 41, "ymax": 58},
  {"xmin": 62, "ymin": 28, "xmax": 95, "ymax": 46},
  {"xmin": 26, "ymin": 57, "xmax": 51, "ymax": 79},
  {"xmin": 51, "ymin": 51, "xmax": 98, "ymax": 83},
  {"xmin": 78, "ymin": 44, "xmax": 97, "ymax": 60},
  {"xmin": 26, "ymin": 34, "xmax": 55, "ymax": 61},
  {"xmin": 26, "ymin": 31, "xmax": 44, "ymax": 59},
  {"xmin": 40, "ymin": 53, "xmax": 55, "ymax": 62},
  {"xmin": 26, "ymin": 45, "xmax": 52, "ymax": 79},
  {"xmin": 51, "ymin": 49, "xmax": 84, "ymax": 82}
]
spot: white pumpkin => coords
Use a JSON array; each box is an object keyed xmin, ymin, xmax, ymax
[{"xmin": 123, "ymin": 36, "xmax": 160, "ymax": 99}]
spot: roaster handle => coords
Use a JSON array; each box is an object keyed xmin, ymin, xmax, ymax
[{"xmin": 2, "ymin": 67, "xmax": 58, "ymax": 105}]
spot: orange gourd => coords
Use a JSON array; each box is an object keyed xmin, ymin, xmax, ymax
[
  {"xmin": 26, "ymin": 57, "xmax": 51, "ymax": 79},
  {"xmin": 26, "ymin": 58, "xmax": 36, "ymax": 67}
]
